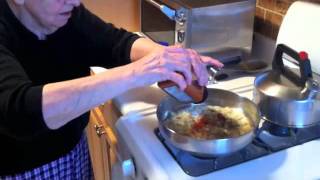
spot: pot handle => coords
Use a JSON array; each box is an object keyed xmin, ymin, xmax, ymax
[{"xmin": 272, "ymin": 44, "xmax": 312, "ymax": 87}]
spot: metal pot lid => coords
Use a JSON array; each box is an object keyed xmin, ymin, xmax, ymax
[
  {"xmin": 255, "ymin": 71, "xmax": 306, "ymax": 99},
  {"xmin": 254, "ymin": 44, "xmax": 314, "ymax": 100}
]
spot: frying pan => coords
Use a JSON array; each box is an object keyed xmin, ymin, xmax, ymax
[{"xmin": 156, "ymin": 88, "xmax": 260, "ymax": 157}]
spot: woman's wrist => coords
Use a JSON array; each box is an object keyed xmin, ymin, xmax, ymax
[
  {"xmin": 130, "ymin": 38, "xmax": 165, "ymax": 61},
  {"xmin": 114, "ymin": 64, "xmax": 142, "ymax": 89}
]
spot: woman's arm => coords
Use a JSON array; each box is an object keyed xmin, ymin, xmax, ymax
[
  {"xmin": 130, "ymin": 37, "xmax": 164, "ymax": 61},
  {"xmin": 42, "ymin": 66, "xmax": 134, "ymax": 129},
  {"xmin": 43, "ymin": 43, "xmax": 223, "ymax": 130}
]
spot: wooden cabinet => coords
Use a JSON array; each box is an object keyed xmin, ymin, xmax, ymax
[
  {"xmin": 82, "ymin": 0, "xmax": 140, "ymax": 32},
  {"xmin": 82, "ymin": 1, "xmax": 139, "ymax": 179},
  {"xmin": 86, "ymin": 101, "xmax": 121, "ymax": 180}
]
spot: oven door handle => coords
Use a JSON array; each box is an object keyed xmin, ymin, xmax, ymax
[{"xmin": 145, "ymin": 0, "xmax": 176, "ymax": 20}]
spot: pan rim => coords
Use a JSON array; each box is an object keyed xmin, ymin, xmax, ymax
[{"xmin": 157, "ymin": 89, "xmax": 261, "ymax": 142}]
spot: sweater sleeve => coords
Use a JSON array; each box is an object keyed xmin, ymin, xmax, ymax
[
  {"xmin": 0, "ymin": 44, "xmax": 49, "ymax": 141},
  {"xmin": 71, "ymin": 4, "xmax": 141, "ymax": 68}
]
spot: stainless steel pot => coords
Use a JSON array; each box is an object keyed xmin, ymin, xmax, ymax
[
  {"xmin": 254, "ymin": 44, "xmax": 320, "ymax": 128},
  {"xmin": 156, "ymin": 88, "xmax": 260, "ymax": 157}
]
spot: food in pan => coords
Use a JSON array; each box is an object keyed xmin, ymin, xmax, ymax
[{"xmin": 166, "ymin": 106, "xmax": 253, "ymax": 139}]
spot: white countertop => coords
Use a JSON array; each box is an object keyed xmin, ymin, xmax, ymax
[{"xmin": 91, "ymin": 66, "xmax": 320, "ymax": 180}]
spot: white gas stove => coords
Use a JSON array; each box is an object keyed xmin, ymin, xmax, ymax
[
  {"xmin": 108, "ymin": 73, "xmax": 320, "ymax": 180},
  {"xmin": 93, "ymin": 1, "xmax": 320, "ymax": 180}
]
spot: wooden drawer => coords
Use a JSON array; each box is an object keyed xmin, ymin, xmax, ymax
[{"xmin": 86, "ymin": 101, "xmax": 121, "ymax": 180}]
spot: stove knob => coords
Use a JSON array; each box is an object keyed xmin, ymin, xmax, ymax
[{"xmin": 121, "ymin": 158, "xmax": 136, "ymax": 178}]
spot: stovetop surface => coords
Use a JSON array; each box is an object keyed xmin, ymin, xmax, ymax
[{"xmin": 155, "ymin": 121, "xmax": 320, "ymax": 177}]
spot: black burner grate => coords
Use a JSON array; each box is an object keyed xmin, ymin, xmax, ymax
[{"xmin": 154, "ymin": 122, "xmax": 320, "ymax": 177}]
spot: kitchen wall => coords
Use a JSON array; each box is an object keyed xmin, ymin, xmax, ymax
[
  {"xmin": 255, "ymin": 0, "xmax": 320, "ymax": 39},
  {"xmin": 82, "ymin": 0, "xmax": 139, "ymax": 32},
  {"xmin": 83, "ymin": 0, "xmax": 320, "ymax": 39}
]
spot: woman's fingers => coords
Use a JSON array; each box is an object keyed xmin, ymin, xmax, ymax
[
  {"xmin": 156, "ymin": 68, "xmax": 187, "ymax": 90},
  {"xmin": 133, "ymin": 46, "xmax": 224, "ymax": 88},
  {"xmin": 166, "ymin": 71, "xmax": 187, "ymax": 90},
  {"xmin": 162, "ymin": 51, "xmax": 192, "ymax": 85},
  {"xmin": 163, "ymin": 48, "xmax": 223, "ymax": 86},
  {"xmin": 197, "ymin": 56, "xmax": 223, "ymax": 86},
  {"xmin": 167, "ymin": 48, "xmax": 223, "ymax": 68},
  {"xmin": 200, "ymin": 56, "xmax": 224, "ymax": 68},
  {"xmin": 186, "ymin": 49, "xmax": 208, "ymax": 86}
]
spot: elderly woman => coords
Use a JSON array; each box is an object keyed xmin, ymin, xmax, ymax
[{"xmin": 0, "ymin": 0, "xmax": 222, "ymax": 179}]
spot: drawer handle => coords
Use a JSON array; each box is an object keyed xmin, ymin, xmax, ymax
[{"xmin": 94, "ymin": 124, "xmax": 106, "ymax": 137}]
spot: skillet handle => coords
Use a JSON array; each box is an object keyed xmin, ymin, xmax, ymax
[{"xmin": 272, "ymin": 44, "xmax": 312, "ymax": 87}]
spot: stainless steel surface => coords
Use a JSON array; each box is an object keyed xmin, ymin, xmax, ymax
[
  {"xmin": 207, "ymin": 66, "xmax": 220, "ymax": 84},
  {"xmin": 254, "ymin": 72, "xmax": 320, "ymax": 128},
  {"xmin": 141, "ymin": 0, "xmax": 256, "ymax": 63},
  {"xmin": 224, "ymin": 60, "xmax": 269, "ymax": 73},
  {"xmin": 156, "ymin": 88, "xmax": 260, "ymax": 157},
  {"xmin": 303, "ymin": 79, "xmax": 320, "ymax": 100},
  {"xmin": 210, "ymin": 60, "xmax": 268, "ymax": 77},
  {"xmin": 206, "ymin": 60, "xmax": 268, "ymax": 85},
  {"xmin": 189, "ymin": 0, "xmax": 255, "ymax": 62}
]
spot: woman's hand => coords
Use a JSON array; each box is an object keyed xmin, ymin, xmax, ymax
[{"xmin": 125, "ymin": 46, "xmax": 223, "ymax": 90}]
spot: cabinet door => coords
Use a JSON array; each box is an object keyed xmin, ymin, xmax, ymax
[
  {"xmin": 86, "ymin": 104, "xmax": 120, "ymax": 180},
  {"xmin": 82, "ymin": 0, "xmax": 140, "ymax": 31},
  {"xmin": 86, "ymin": 110, "xmax": 110, "ymax": 180}
]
